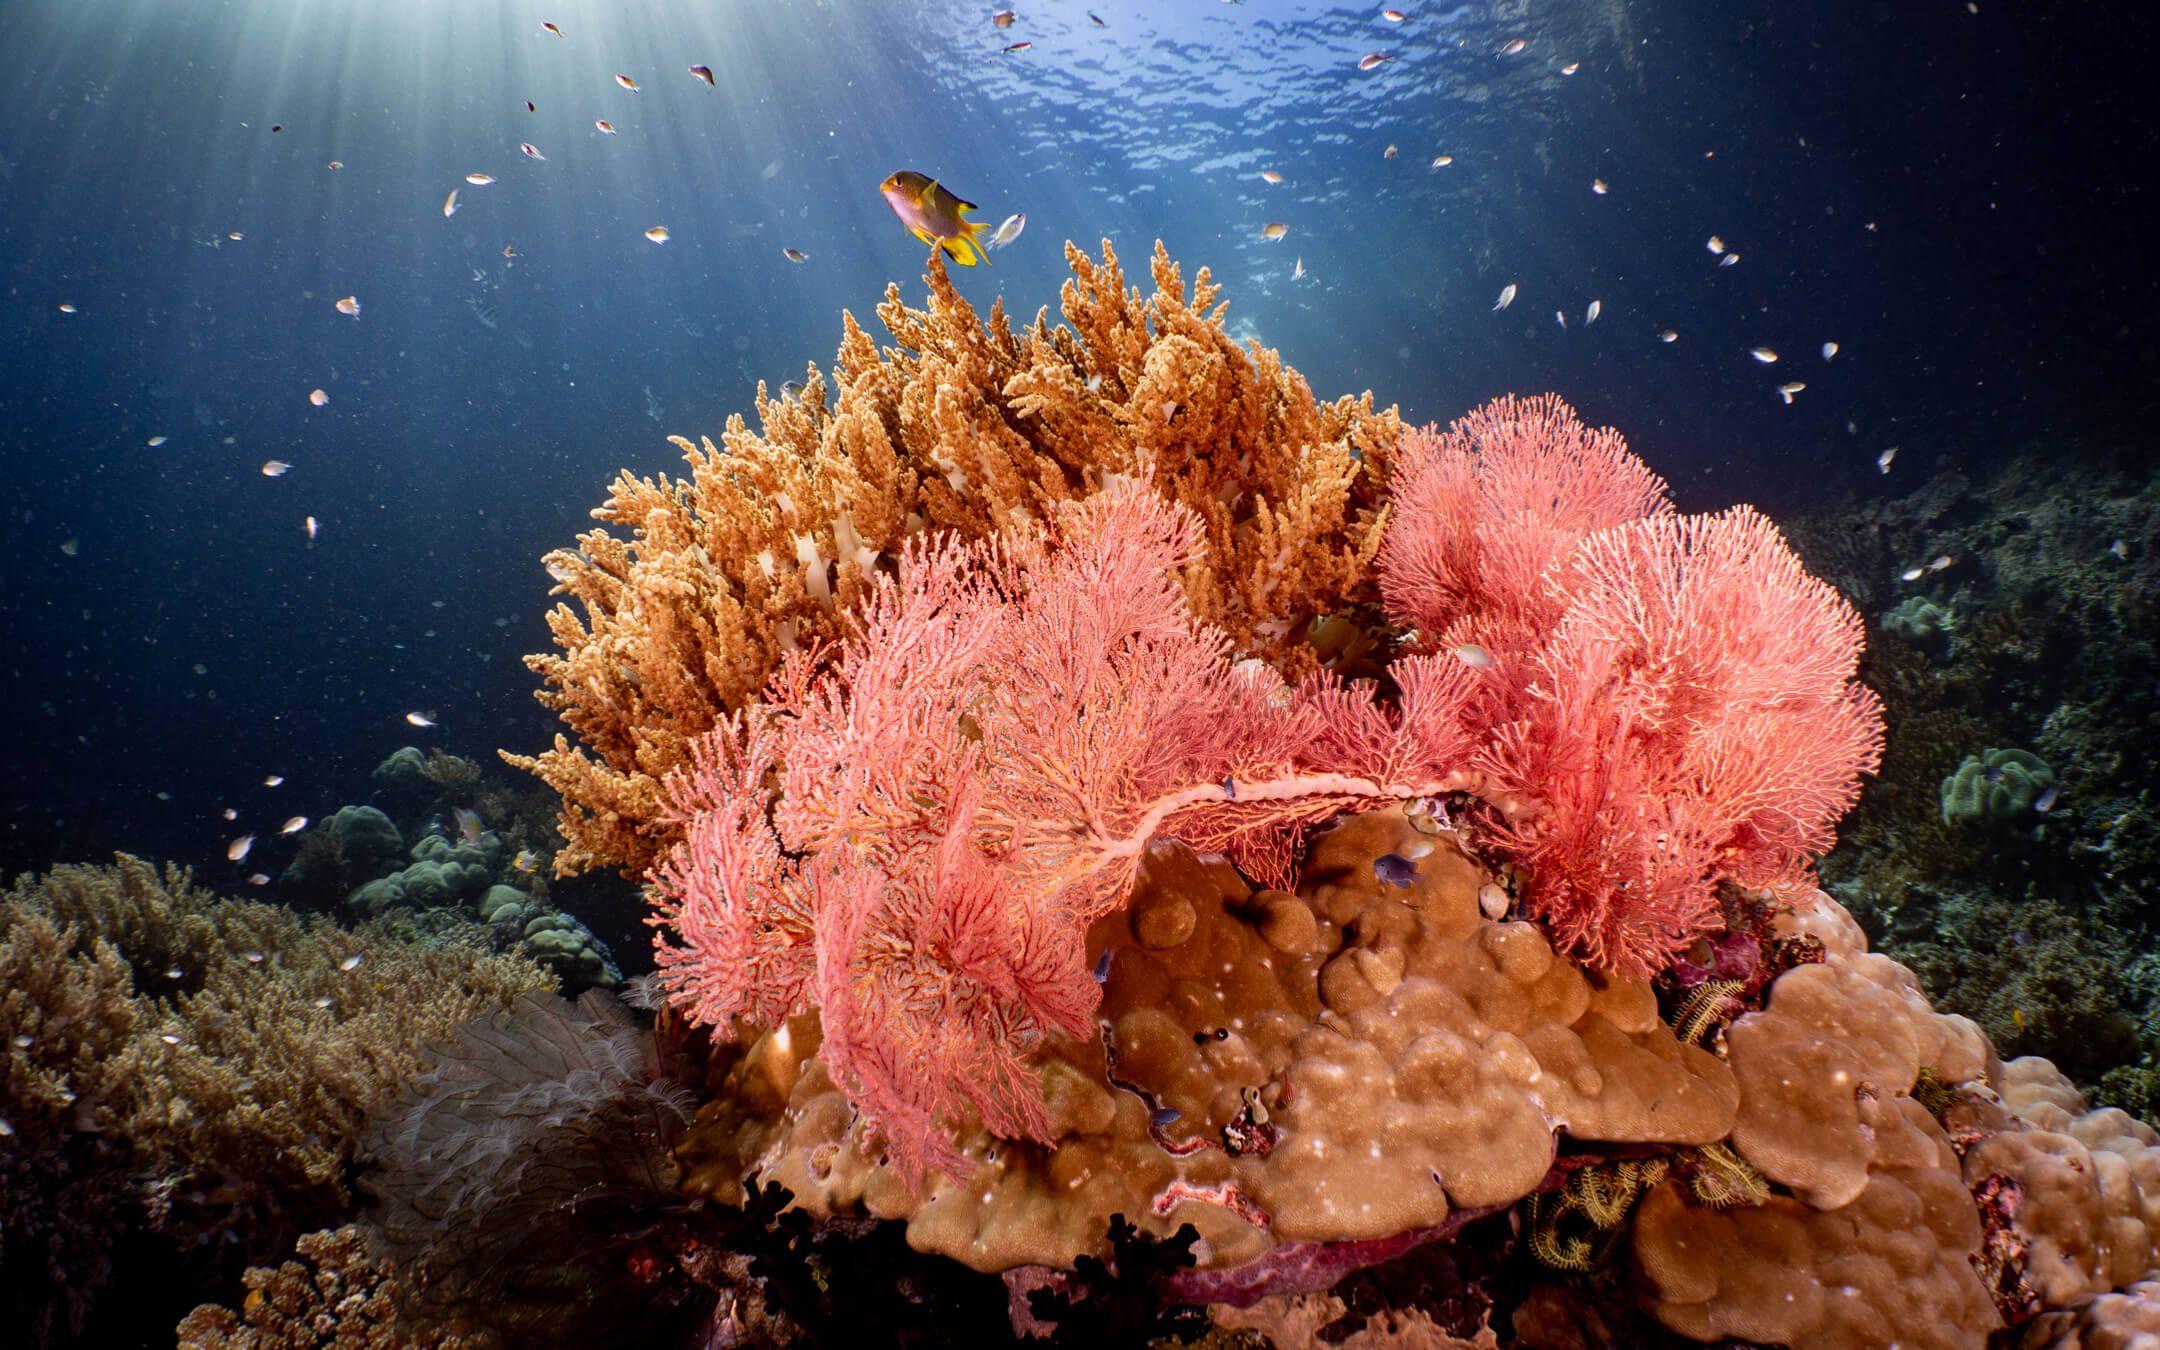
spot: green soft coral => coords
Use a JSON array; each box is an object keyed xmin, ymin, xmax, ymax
[{"xmin": 1941, "ymin": 748, "xmax": 2055, "ymax": 828}]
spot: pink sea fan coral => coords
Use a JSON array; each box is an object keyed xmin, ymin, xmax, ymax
[
  {"xmin": 1465, "ymin": 505, "xmax": 1882, "ymax": 976},
  {"xmin": 651, "ymin": 488, "xmax": 1470, "ymax": 1185},
  {"xmin": 1378, "ymin": 392, "xmax": 1673, "ymax": 654}
]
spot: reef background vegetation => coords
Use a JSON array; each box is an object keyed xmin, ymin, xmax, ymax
[
  {"xmin": 1790, "ymin": 441, "xmax": 2160, "ymax": 1114},
  {"xmin": 0, "ymin": 855, "xmax": 553, "ymax": 1343}
]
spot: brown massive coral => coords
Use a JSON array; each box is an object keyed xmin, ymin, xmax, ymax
[{"xmin": 508, "ymin": 239, "xmax": 1402, "ymax": 879}]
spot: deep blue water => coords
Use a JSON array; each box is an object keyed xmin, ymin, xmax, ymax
[{"xmin": 2, "ymin": 0, "xmax": 2155, "ymax": 879}]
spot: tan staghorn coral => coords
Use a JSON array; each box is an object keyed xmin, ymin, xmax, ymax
[{"xmin": 508, "ymin": 239, "xmax": 1402, "ymax": 879}]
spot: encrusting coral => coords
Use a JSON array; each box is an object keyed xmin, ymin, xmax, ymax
[
  {"xmin": 508, "ymin": 239, "xmax": 1403, "ymax": 880},
  {"xmin": 0, "ymin": 854, "xmax": 553, "ymax": 1342}
]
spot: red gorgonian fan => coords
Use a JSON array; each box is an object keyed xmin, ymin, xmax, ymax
[
  {"xmin": 1378, "ymin": 397, "xmax": 1884, "ymax": 978},
  {"xmin": 650, "ymin": 394, "xmax": 1885, "ymax": 1180}
]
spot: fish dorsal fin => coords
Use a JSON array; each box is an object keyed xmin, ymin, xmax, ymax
[{"xmin": 924, "ymin": 177, "xmax": 978, "ymax": 215}]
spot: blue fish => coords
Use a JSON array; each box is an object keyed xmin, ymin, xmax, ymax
[{"xmin": 1373, "ymin": 853, "xmax": 1418, "ymax": 889}]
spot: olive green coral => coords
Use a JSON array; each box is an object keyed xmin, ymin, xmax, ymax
[
  {"xmin": 1940, "ymin": 748, "xmax": 2056, "ymax": 828},
  {"xmin": 1882, "ymin": 594, "xmax": 1956, "ymax": 648}
]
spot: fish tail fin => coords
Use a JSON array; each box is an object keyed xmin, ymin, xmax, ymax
[{"xmin": 941, "ymin": 230, "xmax": 987, "ymax": 267}]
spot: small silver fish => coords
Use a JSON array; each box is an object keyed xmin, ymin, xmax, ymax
[
  {"xmin": 1658, "ymin": 329, "xmax": 1678, "ymax": 343},
  {"xmin": 279, "ymin": 815, "xmax": 308, "ymax": 834},
  {"xmin": 1358, "ymin": 52, "xmax": 1391, "ymax": 71},
  {"xmin": 1878, "ymin": 446, "xmax": 1899, "ymax": 474},
  {"xmin": 1450, "ymin": 642, "xmax": 1495, "ymax": 669},
  {"xmin": 1150, "ymin": 1107, "xmax": 1183, "ymax": 1129},
  {"xmin": 1094, "ymin": 949, "xmax": 1113, "ymax": 983},
  {"xmin": 1821, "ymin": 341, "xmax": 1839, "ymax": 360},
  {"xmin": 1749, "ymin": 347, "xmax": 1779, "ymax": 364},
  {"xmin": 2034, "ymin": 785, "xmax": 2061, "ymax": 814},
  {"xmin": 987, "ymin": 212, "xmax": 1026, "ymax": 249},
  {"xmin": 2110, "ymin": 539, "xmax": 2128, "ymax": 559},
  {"xmin": 1776, "ymin": 382, "xmax": 1805, "ymax": 404},
  {"xmin": 1493, "ymin": 283, "xmax": 1516, "ymax": 311},
  {"xmin": 227, "ymin": 834, "xmax": 254, "ymax": 862},
  {"xmin": 1585, "ymin": 299, "xmax": 1601, "ymax": 325},
  {"xmin": 406, "ymin": 710, "xmax": 438, "ymax": 727},
  {"xmin": 339, "ymin": 953, "xmax": 363, "ymax": 972}
]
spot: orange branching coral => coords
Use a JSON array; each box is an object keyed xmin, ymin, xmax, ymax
[{"xmin": 508, "ymin": 239, "xmax": 1402, "ymax": 879}]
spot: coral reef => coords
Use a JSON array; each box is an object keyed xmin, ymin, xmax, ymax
[
  {"xmin": 276, "ymin": 748, "xmax": 621, "ymax": 993},
  {"xmin": 645, "ymin": 390, "xmax": 1877, "ymax": 1181},
  {"xmin": 454, "ymin": 249, "xmax": 2160, "ymax": 1345},
  {"xmin": 508, "ymin": 239, "xmax": 1404, "ymax": 881},
  {"xmin": 0, "ymin": 855, "xmax": 553, "ymax": 1342}
]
